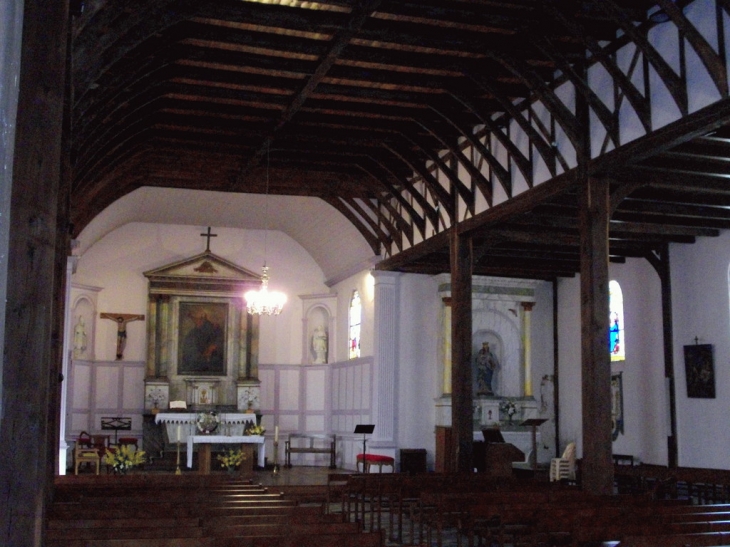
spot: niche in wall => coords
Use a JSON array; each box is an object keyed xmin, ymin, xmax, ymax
[{"xmin": 300, "ymin": 293, "xmax": 337, "ymax": 364}]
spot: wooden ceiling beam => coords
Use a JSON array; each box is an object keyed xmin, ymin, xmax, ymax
[{"xmin": 233, "ymin": 0, "xmax": 384, "ymax": 185}]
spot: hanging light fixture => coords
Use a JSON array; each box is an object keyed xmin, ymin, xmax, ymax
[{"xmin": 245, "ymin": 145, "xmax": 287, "ymax": 316}]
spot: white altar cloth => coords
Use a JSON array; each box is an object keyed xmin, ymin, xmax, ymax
[
  {"xmin": 186, "ymin": 435, "xmax": 266, "ymax": 469},
  {"xmin": 155, "ymin": 413, "xmax": 257, "ymax": 443}
]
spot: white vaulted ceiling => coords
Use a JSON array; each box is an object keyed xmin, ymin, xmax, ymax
[{"xmin": 77, "ymin": 187, "xmax": 376, "ymax": 283}]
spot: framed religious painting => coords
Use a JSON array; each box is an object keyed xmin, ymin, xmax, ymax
[
  {"xmin": 177, "ymin": 301, "xmax": 229, "ymax": 376},
  {"xmin": 611, "ymin": 372, "xmax": 624, "ymax": 441},
  {"xmin": 684, "ymin": 343, "xmax": 715, "ymax": 398}
]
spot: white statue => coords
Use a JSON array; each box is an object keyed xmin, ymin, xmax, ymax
[
  {"xmin": 73, "ymin": 316, "xmax": 87, "ymax": 358},
  {"xmin": 312, "ymin": 325, "xmax": 328, "ymax": 364}
]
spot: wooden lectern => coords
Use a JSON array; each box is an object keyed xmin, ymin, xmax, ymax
[{"xmin": 520, "ymin": 418, "xmax": 548, "ymax": 472}]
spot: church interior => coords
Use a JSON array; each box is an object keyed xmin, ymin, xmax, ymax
[{"xmin": 5, "ymin": 0, "xmax": 730, "ymax": 545}]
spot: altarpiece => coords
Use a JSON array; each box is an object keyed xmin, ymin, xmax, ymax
[{"xmin": 143, "ymin": 250, "xmax": 263, "ymax": 413}]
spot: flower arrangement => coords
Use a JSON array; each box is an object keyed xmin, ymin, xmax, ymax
[
  {"xmin": 244, "ymin": 424, "xmax": 266, "ymax": 436},
  {"xmin": 104, "ymin": 445, "xmax": 146, "ymax": 474},
  {"xmin": 217, "ymin": 448, "xmax": 244, "ymax": 471},
  {"xmin": 499, "ymin": 399, "xmax": 517, "ymax": 421},
  {"xmin": 146, "ymin": 387, "xmax": 165, "ymax": 409}
]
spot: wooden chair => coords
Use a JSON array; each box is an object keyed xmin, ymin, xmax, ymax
[{"xmin": 74, "ymin": 431, "xmax": 100, "ymax": 475}]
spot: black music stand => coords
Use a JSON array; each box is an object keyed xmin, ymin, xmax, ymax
[
  {"xmin": 354, "ymin": 424, "xmax": 374, "ymax": 472},
  {"xmin": 520, "ymin": 418, "xmax": 548, "ymax": 471}
]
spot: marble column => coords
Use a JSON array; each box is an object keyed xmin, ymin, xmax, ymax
[
  {"xmin": 442, "ymin": 297, "xmax": 452, "ymax": 395},
  {"xmin": 158, "ymin": 297, "xmax": 171, "ymax": 377},
  {"xmin": 521, "ymin": 302, "xmax": 535, "ymax": 397},
  {"xmin": 372, "ymin": 271, "xmax": 400, "ymax": 443},
  {"xmin": 145, "ymin": 297, "xmax": 158, "ymax": 377}
]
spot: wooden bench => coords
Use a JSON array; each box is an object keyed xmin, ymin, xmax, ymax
[{"xmin": 285, "ymin": 434, "xmax": 337, "ymax": 469}]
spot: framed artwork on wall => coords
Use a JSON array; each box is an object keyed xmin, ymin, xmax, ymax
[
  {"xmin": 684, "ymin": 343, "xmax": 715, "ymax": 398},
  {"xmin": 177, "ymin": 301, "xmax": 228, "ymax": 376},
  {"xmin": 611, "ymin": 372, "xmax": 624, "ymax": 441}
]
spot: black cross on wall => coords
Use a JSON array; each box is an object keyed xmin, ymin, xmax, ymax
[{"xmin": 201, "ymin": 226, "xmax": 217, "ymax": 252}]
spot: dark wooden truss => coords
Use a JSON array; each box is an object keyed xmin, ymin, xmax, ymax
[{"xmin": 70, "ymin": 0, "xmax": 730, "ymax": 279}]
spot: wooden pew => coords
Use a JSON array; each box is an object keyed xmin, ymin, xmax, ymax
[{"xmin": 47, "ymin": 540, "xmax": 213, "ymax": 547}]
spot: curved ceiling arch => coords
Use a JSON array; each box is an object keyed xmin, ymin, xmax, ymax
[{"xmin": 77, "ymin": 187, "xmax": 376, "ymax": 283}]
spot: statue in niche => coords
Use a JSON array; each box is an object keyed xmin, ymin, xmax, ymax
[
  {"xmin": 475, "ymin": 342, "xmax": 500, "ymax": 396},
  {"xmin": 312, "ymin": 324, "xmax": 328, "ymax": 364},
  {"xmin": 73, "ymin": 316, "xmax": 87, "ymax": 358}
]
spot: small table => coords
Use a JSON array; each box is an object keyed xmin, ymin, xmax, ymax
[{"xmin": 187, "ymin": 435, "xmax": 266, "ymax": 475}]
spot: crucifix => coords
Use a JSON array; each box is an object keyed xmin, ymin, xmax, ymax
[
  {"xmin": 100, "ymin": 313, "xmax": 145, "ymax": 360},
  {"xmin": 201, "ymin": 226, "xmax": 217, "ymax": 252}
]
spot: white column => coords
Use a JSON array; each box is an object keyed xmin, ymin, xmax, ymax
[
  {"xmin": 522, "ymin": 302, "xmax": 535, "ymax": 397},
  {"xmin": 372, "ymin": 271, "xmax": 400, "ymax": 443},
  {"xmin": 59, "ymin": 256, "xmax": 77, "ymax": 474}
]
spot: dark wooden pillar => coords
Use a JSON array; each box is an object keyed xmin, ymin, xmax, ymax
[
  {"xmin": 579, "ymin": 177, "xmax": 613, "ymax": 495},
  {"xmin": 0, "ymin": 1, "xmax": 69, "ymax": 545},
  {"xmin": 450, "ymin": 228, "xmax": 473, "ymax": 473}
]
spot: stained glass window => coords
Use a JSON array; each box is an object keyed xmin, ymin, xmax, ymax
[
  {"xmin": 348, "ymin": 290, "xmax": 361, "ymax": 359},
  {"xmin": 609, "ymin": 280, "xmax": 625, "ymax": 362}
]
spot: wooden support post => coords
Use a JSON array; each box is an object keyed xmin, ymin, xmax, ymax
[
  {"xmin": 659, "ymin": 245, "xmax": 678, "ymax": 469},
  {"xmin": 0, "ymin": 1, "xmax": 69, "ymax": 545},
  {"xmin": 450, "ymin": 228, "xmax": 473, "ymax": 473},
  {"xmin": 579, "ymin": 177, "xmax": 613, "ymax": 495}
]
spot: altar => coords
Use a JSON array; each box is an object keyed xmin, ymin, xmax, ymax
[
  {"xmin": 155, "ymin": 412, "xmax": 257, "ymax": 443},
  {"xmin": 186, "ymin": 435, "xmax": 265, "ymax": 475}
]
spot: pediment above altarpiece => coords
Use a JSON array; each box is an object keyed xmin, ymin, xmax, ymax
[{"xmin": 144, "ymin": 251, "xmax": 261, "ymax": 296}]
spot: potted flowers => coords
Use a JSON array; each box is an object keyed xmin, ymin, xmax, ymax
[
  {"xmin": 499, "ymin": 399, "xmax": 518, "ymax": 424},
  {"xmin": 217, "ymin": 448, "xmax": 244, "ymax": 474},
  {"xmin": 104, "ymin": 445, "xmax": 146, "ymax": 475}
]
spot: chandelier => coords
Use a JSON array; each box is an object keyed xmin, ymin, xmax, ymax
[
  {"xmin": 244, "ymin": 144, "xmax": 287, "ymax": 316},
  {"xmin": 245, "ymin": 265, "xmax": 286, "ymax": 315}
]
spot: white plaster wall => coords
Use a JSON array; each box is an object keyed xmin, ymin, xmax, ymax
[
  {"xmin": 557, "ymin": 275, "xmax": 583, "ymax": 457},
  {"xmin": 671, "ymin": 231, "xmax": 730, "ymax": 469},
  {"xmin": 330, "ymin": 270, "xmax": 375, "ymax": 362},
  {"xmin": 558, "ymin": 258, "xmax": 669, "ymax": 465},
  {"xmin": 73, "ymin": 222, "xmax": 329, "ymax": 364},
  {"xmin": 396, "ymin": 274, "xmax": 441, "ymax": 467},
  {"xmin": 531, "ymin": 280, "xmax": 557, "ymax": 462},
  {"xmin": 610, "ymin": 258, "xmax": 666, "ymax": 465}
]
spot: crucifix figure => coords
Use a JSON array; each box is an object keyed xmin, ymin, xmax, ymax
[
  {"xmin": 201, "ymin": 226, "xmax": 217, "ymax": 252},
  {"xmin": 100, "ymin": 313, "xmax": 145, "ymax": 360}
]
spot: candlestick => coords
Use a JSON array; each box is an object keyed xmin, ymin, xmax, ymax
[{"xmin": 272, "ymin": 440, "xmax": 279, "ymax": 475}]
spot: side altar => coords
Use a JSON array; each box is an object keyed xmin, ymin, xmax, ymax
[{"xmin": 435, "ymin": 276, "xmax": 552, "ymax": 469}]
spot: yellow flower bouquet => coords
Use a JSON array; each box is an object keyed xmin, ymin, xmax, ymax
[
  {"xmin": 104, "ymin": 445, "xmax": 146, "ymax": 474},
  {"xmin": 244, "ymin": 424, "xmax": 266, "ymax": 436},
  {"xmin": 217, "ymin": 448, "xmax": 244, "ymax": 471}
]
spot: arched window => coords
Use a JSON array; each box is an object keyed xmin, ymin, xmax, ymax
[
  {"xmin": 348, "ymin": 290, "xmax": 361, "ymax": 359},
  {"xmin": 609, "ymin": 280, "xmax": 625, "ymax": 362}
]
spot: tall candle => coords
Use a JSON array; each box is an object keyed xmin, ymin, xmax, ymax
[
  {"xmin": 275, "ymin": 425, "xmax": 279, "ymax": 443},
  {"xmin": 177, "ymin": 424, "xmax": 181, "ymax": 442}
]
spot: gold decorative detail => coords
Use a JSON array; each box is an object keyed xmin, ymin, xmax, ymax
[{"xmin": 194, "ymin": 261, "xmax": 218, "ymax": 273}]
